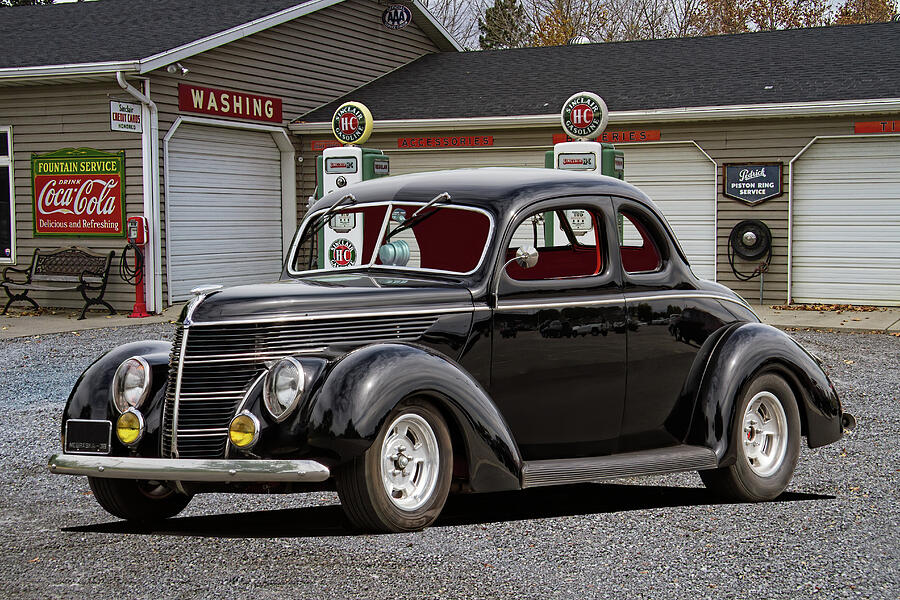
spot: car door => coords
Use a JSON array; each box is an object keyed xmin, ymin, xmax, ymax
[
  {"xmin": 490, "ymin": 196, "xmax": 626, "ymax": 461},
  {"xmin": 613, "ymin": 197, "xmax": 737, "ymax": 452}
]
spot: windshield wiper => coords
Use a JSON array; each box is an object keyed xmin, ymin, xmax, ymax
[
  {"xmin": 385, "ymin": 192, "xmax": 451, "ymax": 241},
  {"xmin": 300, "ymin": 193, "xmax": 357, "ymax": 269}
]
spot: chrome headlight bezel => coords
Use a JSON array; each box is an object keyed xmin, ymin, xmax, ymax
[
  {"xmin": 111, "ymin": 356, "xmax": 152, "ymax": 413},
  {"xmin": 263, "ymin": 357, "xmax": 305, "ymax": 422}
]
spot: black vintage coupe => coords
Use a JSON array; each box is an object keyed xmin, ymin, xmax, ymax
[{"xmin": 49, "ymin": 168, "xmax": 854, "ymax": 532}]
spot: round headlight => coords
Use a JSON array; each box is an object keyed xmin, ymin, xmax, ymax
[
  {"xmin": 111, "ymin": 356, "xmax": 151, "ymax": 413},
  {"xmin": 116, "ymin": 408, "xmax": 144, "ymax": 446},
  {"xmin": 263, "ymin": 357, "xmax": 305, "ymax": 421},
  {"xmin": 229, "ymin": 411, "xmax": 260, "ymax": 449}
]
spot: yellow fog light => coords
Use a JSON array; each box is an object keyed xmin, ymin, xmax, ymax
[
  {"xmin": 229, "ymin": 411, "xmax": 260, "ymax": 449},
  {"xmin": 116, "ymin": 408, "xmax": 144, "ymax": 446}
]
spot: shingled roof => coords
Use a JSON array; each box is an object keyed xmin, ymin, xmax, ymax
[
  {"xmin": 300, "ymin": 21, "xmax": 900, "ymax": 121},
  {"xmin": 0, "ymin": 0, "xmax": 307, "ymax": 69}
]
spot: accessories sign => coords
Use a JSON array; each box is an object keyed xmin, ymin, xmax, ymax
[
  {"xmin": 723, "ymin": 164, "xmax": 783, "ymax": 206},
  {"xmin": 32, "ymin": 148, "xmax": 125, "ymax": 237}
]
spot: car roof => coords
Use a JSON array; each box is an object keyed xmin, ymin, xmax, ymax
[{"xmin": 310, "ymin": 167, "xmax": 659, "ymax": 216}]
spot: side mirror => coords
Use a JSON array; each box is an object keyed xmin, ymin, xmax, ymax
[{"xmin": 514, "ymin": 246, "xmax": 539, "ymax": 269}]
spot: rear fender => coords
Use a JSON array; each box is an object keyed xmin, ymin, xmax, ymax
[
  {"xmin": 687, "ymin": 323, "xmax": 842, "ymax": 464},
  {"xmin": 301, "ymin": 343, "xmax": 522, "ymax": 492}
]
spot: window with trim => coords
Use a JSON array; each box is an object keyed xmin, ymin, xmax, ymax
[
  {"xmin": 0, "ymin": 127, "xmax": 13, "ymax": 264},
  {"xmin": 505, "ymin": 207, "xmax": 603, "ymax": 280},
  {"xmin": 618, "ymin": 210, "xmax": 662, "ymax": 273}
]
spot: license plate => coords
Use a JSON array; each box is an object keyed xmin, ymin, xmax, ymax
[{"xmin": 65, "ymin": 419, "xmax": 112, "ymax": 454}]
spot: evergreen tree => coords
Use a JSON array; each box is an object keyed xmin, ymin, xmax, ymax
[{"xmin": 479, "ymin": 0, "xmax": 532, "ymax": 49}]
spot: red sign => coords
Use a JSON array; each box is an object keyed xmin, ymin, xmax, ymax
[
  {"xmin": 31, "ymin": 148, "xmax": 125, "ymax": 237},
  {"xmin": 854, "ymin": 121, "xmax": 899, "ymax": 134},
  {"xmin": 398, "ymin": 136, "xmax": 494, "ymax": 149},
  {"xmin": 178, "ymin": 84, "xmax": 282, "ymax": 123},
  {"xmin": 311, "ymin": 140, "xmax": 342, "ymax": 151},
  {"xmin": 553, "ymin": 130, "xmax": 661, "ymax": 144}
]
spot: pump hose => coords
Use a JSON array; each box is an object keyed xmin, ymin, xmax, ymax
[{"xmin": 119, "ymin": 242, "xmax": 144, "ymax": 285}]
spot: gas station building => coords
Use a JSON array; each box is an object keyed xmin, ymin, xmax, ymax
[{"xmin": 1, "ymin": 0, "xmax": 898, "ymax": 313}]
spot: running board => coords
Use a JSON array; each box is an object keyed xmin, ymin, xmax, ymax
[{"xmin": 521, "ymin": 445, "xmax": 718, "ymax": 488}]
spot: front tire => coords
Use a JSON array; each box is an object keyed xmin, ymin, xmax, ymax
[
  {"xmin": 336, "ymin": 400, "xmax": 452, "ymax": 532},
  {"xmin": 88, "ymin": 477, "xmax": 192, "ymax": 523},
  {"xmin": 700, "ymin": 372, "xmax": 801, "ymax": 501}
]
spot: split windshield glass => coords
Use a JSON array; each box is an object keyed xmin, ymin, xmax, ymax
[{"xmin": 289, "ymin": 202, "xmax": 492, "ymax": 276}]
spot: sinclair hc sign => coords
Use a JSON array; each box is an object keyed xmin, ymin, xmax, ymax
[{"xmin": 31, "ymin": 148, "xmax": 125, "ymax": 237}]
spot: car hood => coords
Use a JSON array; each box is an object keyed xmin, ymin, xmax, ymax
[{"xmin": 185, "ymin": 273, "xmax": 474, "ymax": 323}]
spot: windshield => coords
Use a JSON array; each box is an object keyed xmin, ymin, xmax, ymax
[{"xmin": 288, "ymin": 201, "xmax": 493, "ymax": 276}]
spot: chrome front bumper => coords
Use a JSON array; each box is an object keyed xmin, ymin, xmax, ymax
[{"xmin": 47, "ymin": 454, "xmax": 331, "ymax": 483}]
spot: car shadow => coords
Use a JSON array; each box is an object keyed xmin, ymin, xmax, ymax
[{"xmin": 62, "ymin": 483, "xmax": 834, "ymax": 538}]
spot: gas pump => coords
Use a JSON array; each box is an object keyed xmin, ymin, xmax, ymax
[
  {"xmin": 544, "ymin": 92, "xmax": 624, "ymax": 244},
  {"xmin": 311, "ymin": 101, "xmax": 390, "ymax": 270},
  {"xmin": 120, "ymin": 215, "xmax": 150, "ymax": 318}
]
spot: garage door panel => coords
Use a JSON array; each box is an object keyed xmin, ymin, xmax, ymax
[
  {"xmin": 792, "ymin": 137, "xmax": 900, "ymax": 305},
  {"xmin": 623, "ymin": 145, "xmax": 716, "ymax": 281},
  {"xmin": 168, "ymin": 124, "xmax": 283, "ymax": 301}
]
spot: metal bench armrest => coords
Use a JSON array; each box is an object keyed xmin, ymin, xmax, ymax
[{"xmin": 2, "ymin": 264, "xmax": 32, "ymax": 285}]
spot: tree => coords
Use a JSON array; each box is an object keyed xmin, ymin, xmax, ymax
[
  {"xmin": 748, "ymin": 0, "xmax": 829, "ymax": 30},
  {"xmin": 694, "ymin": 0, "xmax": 752, "ymax": 34},
  {"xmin": 425, "ymin": 0, "xmax": 484, "ymax": 48},
  {"xmin": 603, "ymin": 0, "xmax": 670, "ymax": 41},
  {"xmin": 528, "ymin": 0, "xmax": 607, "ymax": 45},
  {"xmin": 832, "ymin": 0, "xmax": 896, "ymax": 23},
  {"xmin": 478, "ymin": 0, "xmax": 532, "ymax": 48}
]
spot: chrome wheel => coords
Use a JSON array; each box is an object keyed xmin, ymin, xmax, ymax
[
  {"xmin": 380, "ymin": 413, "xmax": 440, "ymax": 511},
  {"xmin": 742, "ymin": 391, "xmax": 788, "ymax": 477}
]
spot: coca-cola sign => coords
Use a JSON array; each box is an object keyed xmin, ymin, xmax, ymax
[{"xmin": 31, "ymin": 148, "xmax": 125, "ymax": 237}]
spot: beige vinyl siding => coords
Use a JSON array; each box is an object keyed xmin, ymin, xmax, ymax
[
  {"xmin": 298, "ymin": 115, "xmax": 873, "ymax": 303},
  {"xmin": 0, "ymin": 82, "xmax": 144, "ymax": 311},
  {"xmin": 148, "ymin": 0, "xmax": 441, "ymax": 306}
]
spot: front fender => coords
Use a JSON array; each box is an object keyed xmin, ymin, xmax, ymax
[
  {"xmin": 302, "ymin": 343, "xmax": 522, "ymax": 493},
  {"xmin": 688, "ymin": 323, "xmax": 843, "ymax": 464},
  {"xmin": 63, "ymin": 340, "xmax": 172, "ymax": 452}
]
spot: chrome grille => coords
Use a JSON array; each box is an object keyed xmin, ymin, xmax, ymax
[
  {"xmin": 160, "ymin": 325, "xmax": 183, "ymax": 458},
  {"xmin": 166, "ymin": 314, "xmax": 440, "ymax": 458}
]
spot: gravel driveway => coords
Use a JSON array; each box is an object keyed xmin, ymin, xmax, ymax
[{"xmin": 1, "ymin": 325, "xmax": 897, "ymax": 599}]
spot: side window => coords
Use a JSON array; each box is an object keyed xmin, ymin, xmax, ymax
[
  {"xmin": 506, "ymin": 207, "xmax": 603, "ymax": 280},
  {"xmin": 0, "ymin": 127, "xmax": 13, "ymax": 264},
  {"xmin": 618, "ymin": 210, "xmax": 662, "ymax": 273}
]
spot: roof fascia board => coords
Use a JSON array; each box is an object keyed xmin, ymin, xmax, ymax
[
  {"xmin": 138, "ymin": 0, "xmax": 342, "ymax": 74},
  {"xmin": 0, "ymin": 61, "xmax": 139, "ymax": 80},
  {"xmin": 291, "ymin": 98, "xmax": 900, "ymax": 133},
  {"xmin": 409, "ymin": 0, "xmax": 463, "ymax": 52}
]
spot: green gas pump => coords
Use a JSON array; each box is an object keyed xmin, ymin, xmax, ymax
[
  {"xmin": 311, "ymin": 101, "xmax": 390, "ymax": 269},
  {"xmin": 543, "ymin": 92, "xmax": 625, "ymax": 244}
]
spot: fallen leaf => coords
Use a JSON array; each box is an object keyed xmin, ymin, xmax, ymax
[{"xmin": 844, "ymin": 359, "xmax": 855, "ymax": 364}]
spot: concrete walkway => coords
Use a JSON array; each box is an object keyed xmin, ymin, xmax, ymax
[
  {"xmin": 1, "ymin": 302, "xmax": 898, "ymax": 340},
  {"xmin": 0, "ymin": 305, "xmax": 183, "ymax": 340}
]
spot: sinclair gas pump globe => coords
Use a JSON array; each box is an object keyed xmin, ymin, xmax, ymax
[
  {"xmin": 548, "ymin": 92, "xmax": 624, "ymax": 179},
  {"xmin": 315, "ymin": 101, "xmax": 390, "ymax": 269}
]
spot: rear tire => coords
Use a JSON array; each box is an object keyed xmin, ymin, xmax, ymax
[
  {"xmin": 88, "ymin": 477, "xmax": 191, "ymax": 523},
  {"xmin": 700, "ymin": 372, "xmax": 801, "ymax": 501},
  {"xmin": 336, "ymin": 400, "xmax": 452, "ymax": 532}
]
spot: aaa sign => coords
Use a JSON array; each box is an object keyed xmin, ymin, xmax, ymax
[{"xmin": 32, "ymin": 148, "xmax": 125, "ymax": 237}]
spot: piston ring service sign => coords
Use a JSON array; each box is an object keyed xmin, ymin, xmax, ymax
[{"xmin": 561, "ymin": 92, "xmax": 609, "ymax": 140}]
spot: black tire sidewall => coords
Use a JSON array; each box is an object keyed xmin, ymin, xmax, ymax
[
  {"xmin": 362, "ymin": 400, "xmax": 452, "ymax": 532},
  {"xmin": 731, "ymin": 372, "xmax": 801, "ymax": 500}
]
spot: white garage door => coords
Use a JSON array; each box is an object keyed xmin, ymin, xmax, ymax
[
  {"xmin": 792, "ymin": 136, "xmax": 900, "ymax": 305},
  {"xmin": 622, "ymin": 144, "xmax": 716, "ymax": 280},
  {"xmin": 167, "ymin": 124, "xmax": 283, "ymax": 302}
]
